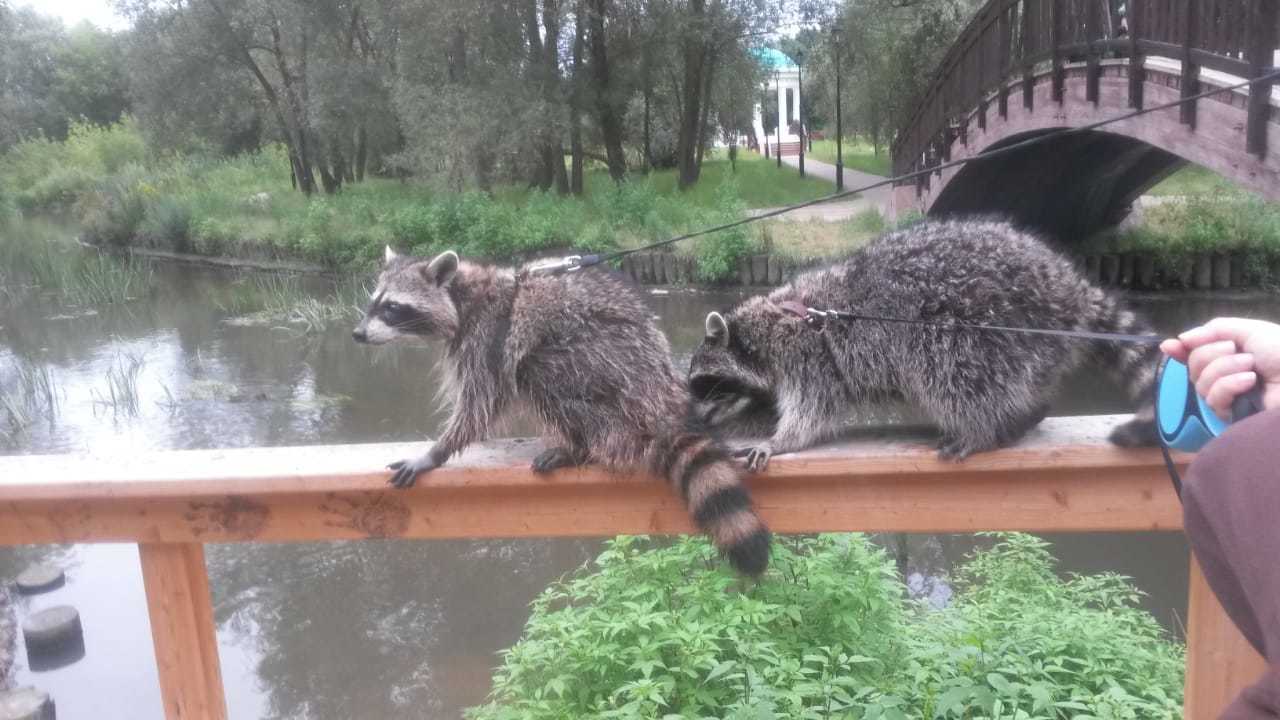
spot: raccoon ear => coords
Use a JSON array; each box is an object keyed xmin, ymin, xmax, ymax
[
  {"xmin": 423, "ymin": 250, "xmax": 459, "ymax": 286},
  {"xmin": 705, "ymin": 311, "xmax": 729, "ymax": 346},
  {"xmin": 384, "ymin": 245, "xmax": 400, "ymax": 265}
]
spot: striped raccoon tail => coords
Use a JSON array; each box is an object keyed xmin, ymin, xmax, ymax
[
  {"xmin": 652, "ymin": 432, "xmax": 771, "ymax": 577},
  {"xmin": 1083, "ymin": 287, "xmax": 1162, "ymax": 447}
]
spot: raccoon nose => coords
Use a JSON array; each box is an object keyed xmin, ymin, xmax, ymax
[{"xmin": 352, "ymin": 327, "xmax": 368, "ymax": 343}]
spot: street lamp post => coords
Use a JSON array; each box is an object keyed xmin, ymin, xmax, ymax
[
  {"xmin": 775, "ymin": 70, "xmax": 782, "ymax": 169},
  {"xmin": 833, "ymin": 27, "xmax": 844, "ymax": 191},
  {"xmin": 796, "ymin": 50, "xmax": 805, "ymax": 179}
]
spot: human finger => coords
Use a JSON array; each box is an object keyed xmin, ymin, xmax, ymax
[
  {"xmin": 1194, "ymin": 353, "xmax": 1254, "ymax": 403},
  {"xmin": 1204, "ymin": 371, "xmax": 1258, "ymax": 419},
  {"xmin": 1187, "ymin": 340, "xmax": 1241, "ymax": 383}
]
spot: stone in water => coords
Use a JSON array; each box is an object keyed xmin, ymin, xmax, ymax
[
  {"xmin": 0, "ymin": 687, "xmax": 55, "ymax": 720},
  {"xmin": 14, "ymin": 565, "xmax": 64, "ymax": 595},
  {"xmin": 21, "ymin": 606, "xmax": 82, "ymax": 652}
]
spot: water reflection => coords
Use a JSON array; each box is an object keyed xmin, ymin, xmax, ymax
[{"xmin": 1, "ymin": 220, "xmax": 1276, "ymax": 718}]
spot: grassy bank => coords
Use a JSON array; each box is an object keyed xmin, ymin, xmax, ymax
[
  {"xmin": 806, "ymin": 137, "xmax": 893, "ymax": 176},
  {"xmin": 0, "ymin": 121, "xmax": 843, "ymax": 280},
  {"xmin": 1085, "ymin": 193, "xmax": 1280, "ymax": 273}
]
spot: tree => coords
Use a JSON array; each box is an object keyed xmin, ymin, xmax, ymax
[
  {"xmin": 118, "ymin": 0, "xmax": 401, "ymax": 194},
  {"xmin": 822, "ymin": 0, "xmax": 979, "ymax": 153},
  {"xmin": 0, "ymin": 8, "xmax": 130, "ymax": 149}
]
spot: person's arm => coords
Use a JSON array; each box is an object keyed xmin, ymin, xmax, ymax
[{"xmin": 1159, "ymin": 317, "xmax": 1280, "ymax": 416}]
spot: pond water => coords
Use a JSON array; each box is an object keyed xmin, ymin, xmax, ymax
[{"xmin": 1, "ymin": 220, "xmax": 1277, "ymax": 719}]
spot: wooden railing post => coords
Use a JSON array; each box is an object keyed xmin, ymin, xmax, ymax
[
  {"xmin": 139, "ymin": 543, "xmax": 228, "ymax": 720},
  {"xmin": 1184, "ymin": 556, "xmax": 1268, "ymax": 718},
  {"xmin": 1085, "ymin": 0, "xmax": 1102, "ymax": 103},
  {"xmin": 1022, "ymin": 0, "xmax": 1038, "ymax": 109},
  {"xmin": 1051, "ymin": 0, "xmax": 1065, "ymax": 102},
  {"xmin": 1179, "ymin": 0, "xmax": 1200, "ymax": 128},
  {"xmin": 1245, "ymin": 0, "xmax": 1278, "ymax": 157},
  {"xmin": 1128, "ymin": 0, "xmax": 1144, "ymax": 109}
]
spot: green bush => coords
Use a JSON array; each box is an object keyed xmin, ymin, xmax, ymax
[
  {"xmin": 0, "ymin": 192, "xmax": 16, "ymax": 224},
  {"xmin": 693, "ymin": 178, "xmax": 754, "ymax": 282},
  {"xmin": 1104, "ymin": 194, "xmax": 1280, "ymax": 261},
  {"xmin": 469, "ymin": 533, "xmax": 1184, "ymax": 720},
  {"xmin": 895, "ymin": 209, "xmax": 925, "ymax": 230},
  {"xmin": 141, "ymin": 196, "xmax": 194, "ymax": 250},
  {"xmin": 850, "ymin": 207, "xmax": 886, "ymax": 234},
  {"xmin": 1, "ymin": 120, "xmax": 147, "ymax": 211},
  {"xmin": 80, "ymin": 167, "xmax": 149, "ymax": 247}
]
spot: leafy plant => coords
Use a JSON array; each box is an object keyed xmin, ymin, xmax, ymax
[{"xmin": 469, "ymin": 533, "xmax": 1184, "ymax": 720}]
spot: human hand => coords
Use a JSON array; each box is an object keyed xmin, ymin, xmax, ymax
[{"xmin": 1160, "ymin": 317, "xmax": 1280, "ymax": 417}]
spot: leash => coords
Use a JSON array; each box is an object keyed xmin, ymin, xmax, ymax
[{"xmin": 524, "ymin": 68, "xmax": 1280, "ymax": 277}]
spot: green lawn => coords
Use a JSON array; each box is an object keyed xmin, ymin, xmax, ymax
[
  {"xmin": 806, "ymin": 137, "xmax": 892, "ymax": 177},
  {"xmin": 496, "ymin": 150, "xmax": 834, "ymax": 210},
  {"xmin": 1146, "ymin": 164, "xmax": 1233, "ymax": 197}
]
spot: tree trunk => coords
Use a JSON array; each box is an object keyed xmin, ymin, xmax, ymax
[
  {"xmin": 676, "ymin": 0, "xmax": 707, "ymax": 190},
  {"xmin": 569, "ymin": 0, "xmax": 585, "ymax": 194},
  {"xmin": 355, "ymin": 124, "xmax": 368, "ymax": 182},
  {"xmin": 588, "ymin": 0, "xmax": 626, "ymax": 182},
  {"xmin": 642, "ymin": 26, "xmax": 652, "ymax": 173},
  {"xmin": 695, "ymin": 48, "xmax": 718, "ymax": 165},
  {"xmin": 544, "ymin": 0, "xmax": 569, "ymax": 195}
]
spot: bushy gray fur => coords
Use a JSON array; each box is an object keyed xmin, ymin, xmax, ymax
[
  {"xmin": 353, "ymin": 247, "xmax": 771, "ymax": 575},
  {"xmin": 689, "ymin": 219, "xmax": 1160, "ymax": 469}
]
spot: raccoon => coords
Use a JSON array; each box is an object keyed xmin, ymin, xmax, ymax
[
  {"xmin": 352, "ymin": 247, "xmax": 771, "ymax": 576},
  {"xmin": 688, "ymin": 218, "xmax": 1160, "ymax": 470}
]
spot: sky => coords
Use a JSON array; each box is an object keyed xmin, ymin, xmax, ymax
[{"xmin": 21, "ymin": 0, "xmax": 128, "ymax": 30}]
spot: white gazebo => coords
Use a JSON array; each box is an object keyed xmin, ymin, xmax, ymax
[{"xmin": 751, "ymin": 47, "xmax": 803, "ymax": 155}]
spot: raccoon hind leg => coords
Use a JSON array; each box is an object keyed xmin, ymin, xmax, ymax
[{"xmin": 933, "ymin": 402, "xmax": 1051, "ymax": 461}]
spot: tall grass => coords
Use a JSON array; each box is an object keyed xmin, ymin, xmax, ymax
[
  {"xmin": 1092, "ymin": 193, "xmax": 1280, "ymax": 261},
  {"xmin": 1, "ymin": 359, "xmax": 59, "ymax": 436},
  {"xmin": 217, "ymin": 272, "xmax": 365, "ymax": 333},
  {"xmin": 0, "ymin": 224, "xmax": 154, "ymax": 306},
  {"xmin": 91, "ymin": 351, "xmax": 146, "ymax": 417}
]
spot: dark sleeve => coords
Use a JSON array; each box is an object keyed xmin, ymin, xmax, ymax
[{"xmin": 1182, "ymin": 410, "xmax": 1280, "ymax": 718}]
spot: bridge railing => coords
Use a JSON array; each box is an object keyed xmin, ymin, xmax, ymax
[
  {"xmin": 892, "ymin": 0, "xmax": 1279, "ymax": 182},
  {"xmin": 0, "ymin": 415, "xmax": 1265, "ymax": 719}
]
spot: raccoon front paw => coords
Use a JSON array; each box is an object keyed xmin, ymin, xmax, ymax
[
  {"xmin": 387, "ymin": 452, "xmax": 442, "ymax": 489},
  {"xmin": 936, "ymin": 436, "xmax": 975, "ymax": 462},
  {"xmin": 733, "ymin": 444, "xmax": 773, "ymax": 473},
  {"xmin": 531, "ymin": 446, "xmax": 583, "ymax": 473}
]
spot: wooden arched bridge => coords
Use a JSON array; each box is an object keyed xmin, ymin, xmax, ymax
[{"xmin": 891, "ymin": 0, "xmax": 1280, "ymax": 241}]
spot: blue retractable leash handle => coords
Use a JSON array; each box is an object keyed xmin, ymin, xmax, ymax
[{"xmin": 1155, "ymin": 355, "xmax": 1267, "ymax": 497}]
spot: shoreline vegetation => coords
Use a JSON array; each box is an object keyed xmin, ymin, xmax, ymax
[
  {"xmin": 2, "ymin": 121, "xmax": 1278, "ymax": 288},
  {"xmin": 0, "ymin": 121, "xmax": 860, "ymax": 282}
]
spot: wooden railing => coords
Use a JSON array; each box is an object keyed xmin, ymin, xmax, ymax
[
  {"xmin": 0, "ymin": 415, "xmax": 1265, "ymax": 719},
  {"xmin": 892, "ymin": 0, "xmax": 1280, "ymax": 180}
]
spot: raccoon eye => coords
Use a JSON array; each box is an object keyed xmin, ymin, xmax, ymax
[{"xmin": 383, "ymin": 301, "xmax": 402, "ymax": 312}]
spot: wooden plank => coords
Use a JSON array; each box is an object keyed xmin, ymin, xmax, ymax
[
  {"xmin": 0, "ymin": 416, "xmax": 1186, "ymax": 545},
  {"xmin": 1184, "ymin": 556, "xmax": 1268, "ymax": 718},
  {"xmin": 138, "ymin": 543, "xmax": 227, "ymax": 720}
]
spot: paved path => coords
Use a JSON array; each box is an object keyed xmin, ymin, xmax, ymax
[{"xmin": 749, "ymin": 155, "xmax": 892, "ymax": 222}]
